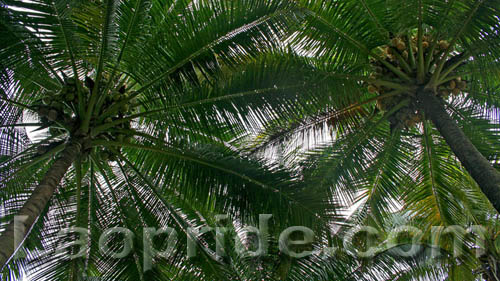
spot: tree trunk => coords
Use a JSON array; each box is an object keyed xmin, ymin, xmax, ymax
[
  {"xmin": 0, "ymin": 140, "xmax": 82, "ymax": 270},
  {"xmin": 416, "ymin": 88, "xmax": 500, "ymax": 213}
]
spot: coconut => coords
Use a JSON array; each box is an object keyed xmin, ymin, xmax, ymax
[
  {"xmin": 422, "ymin": 41, "xmax": 429, "ymax": 49},
  {"xmin": 449, "ymin": 80, "xmax": 456, "ymax": 89},
  {"xmin": 65, "ymin": 93, "xmax": 75, "ymax": 102},
  {"xmin": 376, "ymin": 99, "xmax": 385, "ymax": 111},
  {"xmin": 42, "ymin": 96, "xmax": 52, "ymax": 105},
  {"xmin": 47, "ymin": 110, "xmax": 58, "ymax": 121},
  {"xmin": 458, "ymin": 81, "xmax": 467, "ymax": 90},
  {"xmin": 367, "ymin": 85, "xmax": 378, "ymax": 93},
  {"xmin": 405, "ymin": 118, "xmax": 416, "ymax": 128},
  {"xmin": 391, "ymin": 38, "xmax": 400, "ymax": 47},
  {"xmin": 439, "ymin": 40, "xmax": 449, "ymax": 50},
  {"xmin": 50, "ymin": 101, "xmax": 63, "ymax": 111},
  {"xmin": 113, "ymin": 92, "xmax": 122, "ymax": 101},
  {"xmin": 452, "ymin": 88, "xmax": 461, "ymax": 95},
  {"xmin": 440, "ymin": 90, "xmax": 450, "ymax": 98},
  {"xmin": 120, "ymin": 104, "xmax": 130, "ymax": 113},
  {"xmin": 38, "ymin": 107, "xmax": 49, "ymax": 116}
]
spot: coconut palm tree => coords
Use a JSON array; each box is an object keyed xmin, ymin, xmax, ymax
[
  {"xmin": 234, "ymin": 1, "xmax": 500, "ymax": 278},
  {"xmin": 244, "ymin": 0, "xmax": 500, "ymax": 219},
  {"xmin": 0, "ymin": 0, "xmax": 345, "ymax": 279}
]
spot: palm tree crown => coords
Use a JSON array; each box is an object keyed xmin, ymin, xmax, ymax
[
  {"xmin": 0, "ymin": 0, "xmax": 335, "ymax": 280},
  {"xmin": 243, "ymin": 0, "xmax": 500, "ymax": 278}
]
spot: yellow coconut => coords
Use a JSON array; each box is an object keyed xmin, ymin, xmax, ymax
[
  {"xmin": 376, "ymin": 99, "xmax": 387, "ymax": 111},
  {"xmin": 367, "ymin": 85, "xmax": 378, "ymax": 93},
  {"xmin": 449, "ymin": 80, "xmax": 456, "ymax": 89},
  {"xmin": 396, "ymin": 42, "xmax": 406, "ymax": 51},
  {"xmin": 440, "ymin": 90, "xmax": 450, "ymax": 98},
  {"xmin": 458, "ymin": 81, "xmax": 467, "ymax": 90},
  {"xmin": 439, "ymin": 40, "xmax": 449, "ymax": 50},
  {"xmin": 405, "ymin": 118, "xmax": 416, "ymax": 128}
]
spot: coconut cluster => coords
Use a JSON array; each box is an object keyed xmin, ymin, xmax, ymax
[
  {"xmin": 85, "ymin": 77, "xmax": 137, "ymax": 161},
  {"xmin": 34, "ymin": 76, "xmax": 138, "ymax": 161},
  {"xmin": 35, "ymin": 77, "xmax": 80, "ymax": 137},
  {"xmin": 367, "ymin": 34, "xmax": 467, "ymax": 131},
  {"xmin": 438, "ymin": 77, "xmax": 467, "ymax": 99}
]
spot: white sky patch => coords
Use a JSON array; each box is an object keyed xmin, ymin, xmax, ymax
[{"xmin": 22, "ymin": 110, "xmax": 47, "ymax": 142}]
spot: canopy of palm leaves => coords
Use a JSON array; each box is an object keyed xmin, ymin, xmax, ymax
[
  {"xmin": 1, "ymin": 0, "xmax": 500, "ymax": 280},
  {"xmin": 241, "ymin": 0, "xmax": 500, "ymax": 279},
  {"xmin": 0, "ymin": 0, "xmax": 338, "ymax": 279}
]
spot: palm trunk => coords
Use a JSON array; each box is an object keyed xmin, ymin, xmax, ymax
[
  {"xmin": 416, "ymin": 88, "xmax": 500, "ymax": 213},
  {"xmin": 0, "ymin": 140, "xmax": 82, "ymax": 269}
]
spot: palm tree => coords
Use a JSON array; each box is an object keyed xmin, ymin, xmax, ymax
[
  {"xmin": 244, "ymin": 0, "xmax": 500, "ymax": 218},
  {"xmin": 234, "ymin": 1, "xmax": 500, "ymax": 278},
  {"xmin": 0, "ymin": 0, "xmax": 341, "ymax": 279}
]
